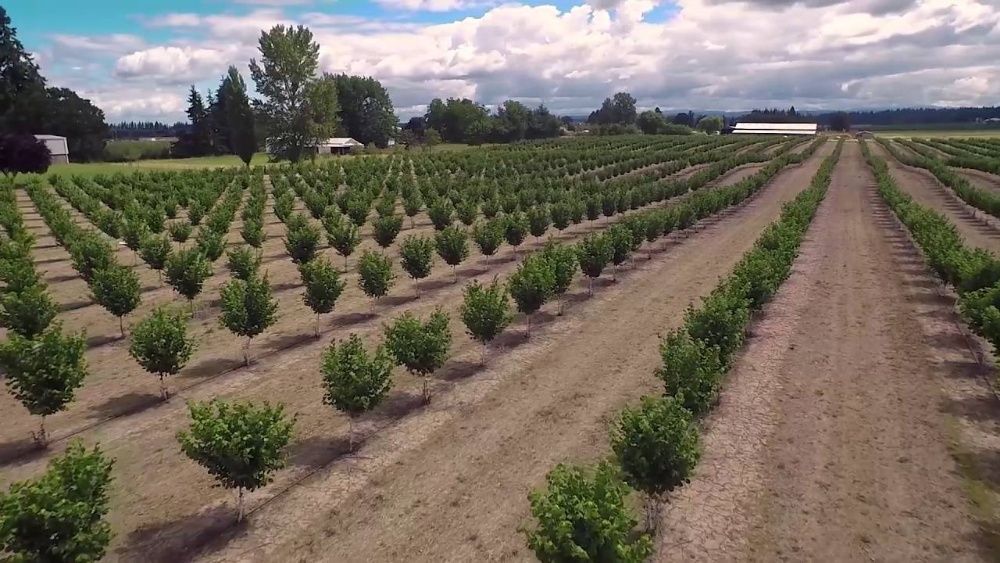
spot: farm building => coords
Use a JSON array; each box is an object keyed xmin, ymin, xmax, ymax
[
  {"xmin": 732, "ymin": 122, "xmax": 818, "ymax": 136},
  {"xmin": 313, "ymin": 137, "xmax": 364, "ymax": 155},
  {"xmin": 34, "ymin": 134, "xmax": 69, "ymax": 164}
]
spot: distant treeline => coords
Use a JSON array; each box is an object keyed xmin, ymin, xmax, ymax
[
  {"xmin": 108, "ymin": 121, "xmax": 189, "ymax": 140},
  {"xmin": 735, "ymin": 106, "xmax": 1000, "ymax": 127}
]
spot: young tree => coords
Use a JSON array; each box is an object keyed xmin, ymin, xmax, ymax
[
  {"xmin": 610, "ymin": 395, "xmax": 700, "ymax": 529},
  {"xmin": 219, "ymin": 274, "xmax": 279, "ymax": 366},
  {"xmin": 0, "ymin": 283, "xmax": 56, "ymax": 338},
  {"xmin": 177, "ymin": 400, "xmax": 294, "ymax": 522},
  {"xmin": 427, "ymin": 198, "xmax": 454, "ymax": 231},
  {"xmin": 240, "ymin": 217, "xmax": 265, "ymax": 247},
  {"xmin": 435, "ymin": 225, "xmax": 469, "ymax": 282},
  {"xmin": 398, "ymin": 235, "xmax": 435, "ymax": 297},
  {"xmin": 456, "ymin": 199, "xmax": 478, "ymax": 226},
  {"xmin": 504, "ymin": 212, "xmax": 529, "ymax": 255},
  {"xmin": 226, "ymin": 246, "xmax": 262, "ymax": 281},
  {"xmin": 384, "ymin": 309, "xmax": 451, "ymax": 403},
  {"xmin": 68, "ymin": 232, "xmax": 115, "ymax": 283},
  {"xmin": 540, "ymin": 242, "xmax": 577, "ymax": 314},
  {"xmin": 0, "ymin": 441, "xmax": 114, "ymax": 562},
  {"xmin": 250, "ymin": 25, "xmax": 338, "ymax": 162},
  {"xmin": 460, "ymin": 278, "xmax": 513, "ymax": 364},
  {"xmin": 357, "ymin": 250, "xmax": 394, "ymax": 311},
  {"xmin": 129, "ymin": 306, "xmax": 196, "ymax": 399},
  {"xmin": 550, "ymin": 202, "xmax": 571, "ymax": 231},
  {"xmin": 196, "ymin": 227, "xmax": 225, "ymax": 262},
  {"xmin": 220, "ymin": 66, "xmax": 257, "ymax": 166},
  {"xmin": 656, "ymin": 328, "xmax": 723, "ymax": 415},
  {"xmin": 526, "ymin": 462, "xmax": 652, "ymax": 563},
  {"xmin": 168, "ymin": 220, "xmax": 192, "ymax": 243},
  {"xmin": 402, "ymin": 190, "xmax": 423, "ymax": 229},
  {"xmin": 507, "ymin": 254, "xmax": 555, "ymax": 337},
  {"xmin": 607, "ymin": 224, "xmax": 633, "ymax": 280},
  {"xmin": 321, "ymin": 334, "xmax": 393, "ymax": 449},
  {"xmin": 284, "ymin": 219, "xmax": 321, "ymax": 264},
  {"xmin": 0, "ymin": 323, "xmax": 86, "ymax": 446},
  {"xmin": 576, "ymin": 233, "xmax": 612, "ymax": 294},
  {"xmin": 299, "ymin": 256, "xmax": 345, "ymax": 336},
  {"xmin": 326, "ymin": 215, "xmax": 361, "ymax": 270},
  {"xmin": 527, "ymin": 204, "xmax": 551, "ymax": 239},
  {"xmin": 165, "ymin": 247, "xmax": 213, "ymax": 305},
  {"xmin": 472, "ymin": 219, "xmax": 504, "ymax": 263},
  {"xmin": 91, "ymin": 264, "xmax": 141, "ymax": 337},
  {"xmin": 372, "ymin": 214, "xmax": 403, "ymax": 248},
  {"xmin": 139, "ymin": 233, "xmax": 172, "ymax": 281}
]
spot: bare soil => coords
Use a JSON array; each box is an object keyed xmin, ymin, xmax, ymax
[
  {"xmin": 658, "ymin": 141, "xmax": 992, "ymax": 561},
  {"xmin": 0, "ymin": 146, "xmax": 831, "ymax": 561}
]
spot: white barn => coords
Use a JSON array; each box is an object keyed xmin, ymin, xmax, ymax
[
  {"xmin": 313, "ymin": 137, "xmax": 364, "ymax": 155},
  {"xmin": 34, "ymin": 134, "xmax": 70, "ymax": 164},
  {"xmin": 733, "ymin": 123, "xmax": 818, "ymax": 136}
]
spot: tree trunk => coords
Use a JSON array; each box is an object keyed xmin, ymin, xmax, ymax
[
  {"xmin": 34, "ymin": 416, "xmax": 47, "ymax": 448},
  {"xmin": 159, "ymin": 374, "xmax": 169, "ymax": 400},
  {"xmin": 422, "ymin": 377, "xmax": 430, "ymax": 404},
  {"xmin": 119, "ymin": 316, "xmax": 125, "ymax": 338},
  {"xmin": 236, "ymin": 488, "xmax": 245, "ymax": 523},
  {"xmin": 243, "ymin": 337, "xmax": 252, "ymax": 366},
  {"xmin": 452, "ymin": 264, "xmax": 458, "ymax": 283},
  {"xmin": 315, "ymin": 313, "xmax": 321, "ymax": 338},
  {"xmin": 526, "ymin": 313, "xmax": 532, "ymax": 339},
  {"xmin": 588, "ymin": 276, "xmax": 594, "ymax": 295},
  {"xmin": 348, "ymin": 418, "xmax": 355, "ymax": 452},
  {"xmin": 481, "ymin": 342, "xmax": 488, "ymax": 366}
]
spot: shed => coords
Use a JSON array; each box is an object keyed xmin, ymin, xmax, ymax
[
  {"xmin": 732, "ymin": 123, "xmax": 818, "ymax": 136},
  {"xmin": 34, "ymin": 134, "xmax": 69, "ymax": 164},
  {"xmin": 313, "ymin": 137, "xmax": 364, "ymax": 155}
]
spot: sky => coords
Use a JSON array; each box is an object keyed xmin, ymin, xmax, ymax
[{"xmin": 8, "ymin": 0, "xmax": 1000, "ymax": 123}]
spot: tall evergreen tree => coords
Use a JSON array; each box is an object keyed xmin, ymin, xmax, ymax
[{"xmin": 220, "ymin": 66, "xmax": 257, "ymax": 166}]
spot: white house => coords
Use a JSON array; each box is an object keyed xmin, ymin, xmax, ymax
[
  {"xmin": 313, "ymin": 137, "xmax": 364, "ymax": 155},
  {"xmin": 732, "ymin": 122, "xmax": 818, "ymax": 136},
  {"xmin": 34, "ymin": 134, "xmax": 70, "ymax": 164}
]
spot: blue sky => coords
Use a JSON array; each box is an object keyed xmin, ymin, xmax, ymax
[{"xmin": 8, "ymin": 0, "xmax": 999, "ymax": 122}]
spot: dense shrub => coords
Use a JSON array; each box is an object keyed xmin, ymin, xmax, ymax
[
  {"xmin": 129, "ymin": 306, "xmax": 195, "ymax": 398},
  {"xmin": 384, "ymin": 309, "xmax": 451, "ymax": 402}
]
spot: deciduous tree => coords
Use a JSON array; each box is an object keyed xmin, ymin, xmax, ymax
[
  {"xmin": 321, "ymin": 334, "xmax": 393, "ymax": 449},
  {"xmin": 129, "ymin": 306, "xmax": 196, "ymax": 398},
  {"xmin": 384, "ymin": 309, "xmax": 451, "ymax": 402}
]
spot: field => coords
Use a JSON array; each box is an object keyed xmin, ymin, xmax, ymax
[{"xmin": 2, "ymin": 133, "xmax": 1000, "ymax": 561}]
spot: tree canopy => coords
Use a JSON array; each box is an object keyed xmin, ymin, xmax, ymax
[{"xmin": 332, "ymin": 74, "xmax": 396, "ymax": 148}]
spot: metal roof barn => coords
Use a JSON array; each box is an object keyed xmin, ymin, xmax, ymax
[
  {"xmin": 33, "ymin": 134, "xmax": 70, "ymax": 164},
  {"xmin": 733, "ymin": 123, "xmax": 818, "ymax": 136}
]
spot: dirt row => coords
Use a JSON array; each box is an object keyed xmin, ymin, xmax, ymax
[
  {"xmin": 0, "ymin": 145, "xmax": 833, "ymax": 561},
  {"xmin": 659, "ymin": 141, "xmax": 995, "ymax": 561}
]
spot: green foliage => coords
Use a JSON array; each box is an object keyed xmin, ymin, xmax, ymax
[
  {"xmin": 357, "ymin": 250, "xmax": 395, "ymax": 300},
  {"xmin": 240, "ymin": 217, "xmax": 265, "ymax": 247},
  {"xmin": 372, "ymin": 214, "xmax": 403, "ymax": 248},
  {"xmin": 684, "ymin": 288, "xmax": 749, "ymax": 365},
  {"xmin": 195, "ymin": 227, "xmax": 226, "ymax": 262},
  {"xmin": 399, "ymin": 235, "xmax": 435, "ymax": 281},
  {"xmin": 284, "ymin": 218, "xmax": 322, "ymax": 264},
  {"xmin": 226, "ymin": 246, "xmax": 262, "ymax": 281},
  {"xmin": 460, "ymin": 278, "xmax": 512, "ymax": 349},
  {"xmin": 326, "ymin": 215, "xmax": 361, "ymax": 264},
  {"xmin": 527, "ymin": 205, "xmax": 551, "ymax": 238},
  {"xmin": 0, "ymin": 323, "xmax": 87, "ymax": 419},
  {"xmin": 0, "ymin": 256, "xmax": 41, "ymax": 294},
  {"xmin": 139, "ymin": 234, "xmax": 172, "ymax": 272},
  {"xmin": 91, "ymin": 265, "xmax": 141, "ymax": 334},
  {"xmin": 129, "ymin": 307, "xmax": 195, "ymax": 396},
  {"xmin": 177, "ymin": 400, "xmax": 294, "ymax": 519},
  {"xmin": 610, "ymin": 396, "xmax": 700, "ymax": 496},
  {"xmin": 456, "ymin": 199, "xmax": 478, "ymax": 226},
  {"xmin": 0, "ymin": 284, "xmax": 56, "ymax": 338},
  {"xmin": 68, "ymin": 232, "xmax": 115, "ymax": 282},
  {"xmin": 507, "ymin": 254, "xmax": 555, "ymax": 317},
  {"xmin": 540, "ymin": 242, "xmax": 577, "ymax": 297},
  {"xmin": 299, "ymin": 256, "xmax": 346, "ymax": 316},
  {"xmin": 0, "ymin": 442, "xmax": 114, "ymax": 562},
  {"xmin": 504, "ymin": 212, "xmax": 529, "ymax": 248},
  {"xmin": 576, "ymin": 233, "xmax": 613, "ymax": 281},
  {"xmin": 168, "ymin": 220, "xmax": 192, "ymax": 243},
  {"xmin": 165, "ymin": 247, "xmax": 213, "ymax": 300},
  {"xmin": 607, "ymin": 224, "xmax": 634, "ymax": 267},
  {"xmin": 472, "ymin": 219, "xmax": 504, "ymax": 257},
  {"xmin": 526, "ymin": 462, "xmax": 652, "ymax": 563},
  {"xmin": 121, "ymin": 218, "xmax": 150, "ymax": 252},
  {"xmin": 219, "ymin": 275, "xmax": 279, "ymax": 363},
  {"xmin": 657, "ymin": 328, "xmax": 724, "ymax": 416},
  {"xmin": 435, "ymin": 225, "xmax": 470, "ymax": 268},
  {"xmin": 321, "ymin": 334, "xmax": 394, "ymax": 417},
  {"xmin": 427, "ymin": 198, "xmax": 454, "ymax": 230},
  {"xmin": 384, "ymin": 309, "xmax": 451, "ymax": 401}
]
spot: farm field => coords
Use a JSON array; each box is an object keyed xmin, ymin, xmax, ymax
[{"xmin": 2, "ymin": 133, "xmax": 999, "ymax": 562}]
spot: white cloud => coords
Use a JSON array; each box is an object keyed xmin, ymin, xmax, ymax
[
  {"xmin": 38, "ymin": 0, "xmax": 1000, "ymax": 121},
  {"xmin": 373, "ymin": 0, "xmax": 487, "ymax": 11}
]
